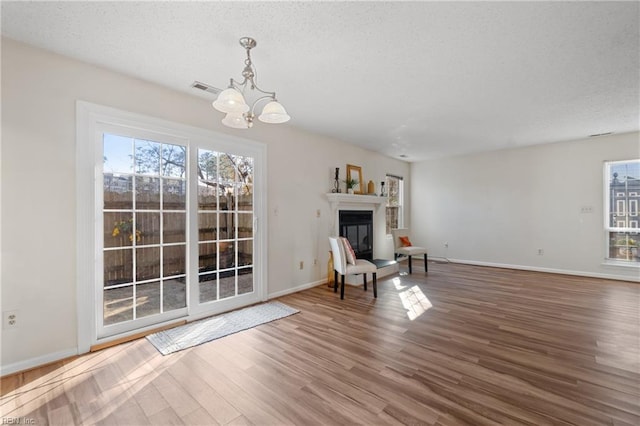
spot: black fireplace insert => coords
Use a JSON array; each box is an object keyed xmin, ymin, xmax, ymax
[{"xmin": 339, "ymin": 210, "xmax": 373, "ymax": 261}]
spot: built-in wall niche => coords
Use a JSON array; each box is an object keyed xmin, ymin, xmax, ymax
[{"xmin": 339, "ymin": 210, "xmax": 373, "ymax": 261}]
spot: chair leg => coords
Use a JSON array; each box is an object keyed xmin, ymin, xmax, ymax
[
  {"xmin": 363, "ymin": 273, "xmax": 367, "ymax": 291},
  {"xmin": 334, "ymin": 270, "xmax": 338, "ymax": 293},
  {"xmin": 408, "ymin": 256, "xmax": 413, "ymax": 274},
  {"xmin": 424, "ymin": 253, "xmax": 428, "ymax": 272},
  {"xmin": 373, "ymin": 272, "xmax": 377, "ymax": 298},
  {"xmin": 340, "ymin": 274, "xmax": 345, "ymax": 300}
]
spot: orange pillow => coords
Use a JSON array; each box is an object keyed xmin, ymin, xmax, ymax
[{"xmin": 399, "ymin": 236, "xmax": 412, "ymax": 247}]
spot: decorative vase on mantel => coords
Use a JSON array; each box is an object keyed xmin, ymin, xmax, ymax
[
  {"xmin": 367, "ymin": 180, "xmax": 375, "ymax": 195},
  {"xmin": 347, "ymin": 188, "xmax": 354, "ymax": 194}
]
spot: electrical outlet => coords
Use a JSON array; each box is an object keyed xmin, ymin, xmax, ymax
[
  {"xmin": 537, "ymin": 249, "xmax": 544, "ymax": 255},
  {"xmin": 3, "ymin": 310, "xmax": 18, "ymax": 329},
  {"xmin": 299, "ymin": 261, "xmax": 304, "ymax": 270},
  {"xmin": 580, "ymin": 206, "xmax": 593, "ymax": 214}
]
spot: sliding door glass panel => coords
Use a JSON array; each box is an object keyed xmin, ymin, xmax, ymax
[
  {"xmin": 102, "ymin": 134, "xmax": 186, "ymax": 329},
  {"xmin": 197, "ymin": 150, "xmax": 255, "ymax": 304}
]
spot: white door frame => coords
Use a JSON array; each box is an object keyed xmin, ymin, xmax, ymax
[{"xmin": 76, "ymin": 101, "xmax": 267, "ymax": 352}]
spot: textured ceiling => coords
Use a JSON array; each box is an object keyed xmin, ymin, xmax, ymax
[{"xmin": 2, "ymin": 1, "xmax": 638, "ymax": 161}]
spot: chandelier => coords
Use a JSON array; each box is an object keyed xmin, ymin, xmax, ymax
[{"xmin": 212, "ymin": 37, "xmax": 290, "ymax": 129}]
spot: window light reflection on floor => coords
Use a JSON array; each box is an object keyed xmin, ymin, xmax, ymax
[
  {"xmin": 392, "ymin": 277, "xmax": 405, "ymax": 290},
  {"xmin": 393, "ymin": 278, "xmax": 433, "ymax": 320}
]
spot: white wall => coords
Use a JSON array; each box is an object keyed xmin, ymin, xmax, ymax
[
  {"xmin": 411, "ymin": 132, "xmax": 640, "ymax": 281},
  {"xmin": 0, "ymin": 38, "xmax": 409, "ymax": 372}
]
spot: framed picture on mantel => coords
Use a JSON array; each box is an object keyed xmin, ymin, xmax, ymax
[{"xmin": 346, "ymin": 164, "xmax": 363, "ymax": 194}]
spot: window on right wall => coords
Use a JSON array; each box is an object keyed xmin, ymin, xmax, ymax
[
  {"xmin": 386, "ymin": 174, "xmax": 403, "ymax": 234},
  {"xmin": 605, "ymin": 159, "xmax": 640, "ymax": 263}
]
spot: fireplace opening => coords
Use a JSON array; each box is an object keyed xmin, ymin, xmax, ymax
[{"xmin": 339, "ymin": 210, "xmax": 373, "ymax": 261}]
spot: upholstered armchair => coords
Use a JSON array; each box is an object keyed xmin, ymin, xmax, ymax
[
  {"xmin": 391, "ymin": 228, "xmax": 428, "ymax": 274},
  {"xmin": 328, "ymin": 237, "xmax": 377, "ymax": 300}
]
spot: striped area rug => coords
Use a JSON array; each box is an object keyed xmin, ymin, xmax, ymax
[{"xmin": 146, "ymin": 301, "xmax": 299, "ymax": 355}]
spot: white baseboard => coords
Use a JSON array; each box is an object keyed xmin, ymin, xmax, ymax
[
  {"xmin": 1, "ymin": 347, "xmax": 78, "ymax": 377},
  {"xmin": 447, "ymin": 258, "xmax": 640, "ymax": 283},
  {"xmin": 268, "ymin": 278, "xmax": 327, "ymax": 299}
]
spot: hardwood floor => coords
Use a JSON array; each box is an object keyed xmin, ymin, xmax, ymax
[{"xmin": 1, "ymin": 263, "xmax": 639, "ymax": 425}]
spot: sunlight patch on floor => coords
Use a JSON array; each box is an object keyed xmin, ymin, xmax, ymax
[
  {"xmin": 398, "ymin": 283, "xmax": 432, "ymax": 320},
  {"xmin": 392, "ymin": 277, "xmax": 406, "ymax": 290}
]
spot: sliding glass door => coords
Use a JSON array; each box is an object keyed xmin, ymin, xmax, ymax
[{"xmin": 86, "ymin": 111, "xmax": 265, "ymax": 341}]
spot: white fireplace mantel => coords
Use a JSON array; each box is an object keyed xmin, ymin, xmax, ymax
[{"xmin": 325, "ymin": 193, "xmax": 386, "ymax": 210}]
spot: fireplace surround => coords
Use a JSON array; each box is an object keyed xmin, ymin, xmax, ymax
[{"xmin": 325, "ymin": 192, "xmax": 398, "ymax": 284}]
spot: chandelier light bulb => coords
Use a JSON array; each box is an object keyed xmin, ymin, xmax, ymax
[
  {"xmin": 212, "ymin": 88, "xmax": 249, "ymax": 114},
  {"xmin": 221, "ymin": 112, "xmax": 249, "ymax": 129},
  {"xmin": 258, "ymin": 101, "xmax": 291, "ymax": 124}
]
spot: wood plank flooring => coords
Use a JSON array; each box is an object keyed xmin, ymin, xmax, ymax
[{"xmin": 1, "ymin": 262, "xmax": 639, "ymax": 425}]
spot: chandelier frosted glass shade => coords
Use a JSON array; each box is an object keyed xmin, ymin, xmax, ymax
[
  {"xmin": 258, "ymin": 101, "xmax": 291, "ymax": 124},
  {"xmin": 212, "ymin": 88, "xmax": 249, "ymax": 114},
  {"xmin": 221, "ymin": 112, "xmax": 250, "ymax": 129}
]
